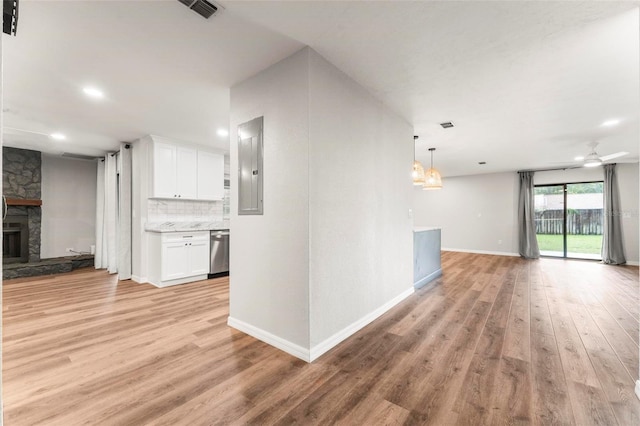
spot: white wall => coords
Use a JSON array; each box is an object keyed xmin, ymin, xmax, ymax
[
  {"xmin": 41, "ymin": 154, "xmax": 97, "ymax": 258},
  {"xmin": 307, "ymin": 50, "xmax": 414, "ymax": 348},
  {"xmin": 131, "ymin": 137, "xmax": 150, "ymax": 282},
  {"xmin": 414, "ymin": 172, "xmax": 520, "ymax": 255},
  {"xmin": 229, "ymin": 47, "xmax": 414, "ymax": 360},
  {"xmin": 229, "ymin": 48, "xmax": 311, "ymax": 351},
  {"xmin": 413, "ymin": 163, "xmax": 639, "ymax": 263}
]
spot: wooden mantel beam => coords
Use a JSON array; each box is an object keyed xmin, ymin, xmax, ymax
[{"xmin": 5, "ymin": 198, "xmax": 42, "ymax": 206}]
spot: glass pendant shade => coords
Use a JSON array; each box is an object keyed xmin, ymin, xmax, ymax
[
  {"xmin": 411, "ymin": 135, "xmax": 425, "ymax": 185},
  {"xmin": 412, "ymin": 161, "xmax": 425, "ymax": 185},
  {"xmin": 422, "ymin": 147, "xmax": 442, "ymax": 190},
  {"xmin": 423, "ymin": 168, "xmax": 442, "ymax": 190}
]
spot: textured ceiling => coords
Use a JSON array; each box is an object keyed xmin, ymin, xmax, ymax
[
  {"xmin": 3, "ymin": 1, "xmax": 639, "ymax": 176},
  {"xmin": 2, "ymin": 0, "xmax": 303, "ymax": 156}
]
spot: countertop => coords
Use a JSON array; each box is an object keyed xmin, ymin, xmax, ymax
[
  {"xmin": 145, "ymin": 221, "xmax": 229, "ymax": 233},
  {"xmin": 414, "ymin": 226, "xmax": 441, "ymax": 233}
]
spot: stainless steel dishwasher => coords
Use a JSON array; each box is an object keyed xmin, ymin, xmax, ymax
[{"xmin": 209, "ymin": 230, "xmax": 229, "ymax": 276}]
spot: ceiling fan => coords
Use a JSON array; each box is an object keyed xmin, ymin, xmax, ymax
[{"xmin": 578, "ymin": 142, "xmax": 628, "ymax": 168}]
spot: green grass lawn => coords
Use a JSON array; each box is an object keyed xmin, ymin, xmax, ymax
[{"xmin": 536, "ymin": 234, "xmax": 602, "ymax": 254}]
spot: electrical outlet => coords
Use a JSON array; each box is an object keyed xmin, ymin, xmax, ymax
[{"xmin": 66, "ymin": 247, "xmax": 74, "ymax": 253}]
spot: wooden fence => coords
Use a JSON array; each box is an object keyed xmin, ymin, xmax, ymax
[{"xmin": 535, "ymin": 209, "xmax": 602, "ymax": 235}]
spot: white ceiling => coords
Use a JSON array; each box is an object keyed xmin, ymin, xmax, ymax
[
  {"xmin": 3, "ymin": 1, "xmax": 639, "ymax": 176},
  {"xmin": 2, "ymin": 0, "xmax": 303, "ymax": 156}
]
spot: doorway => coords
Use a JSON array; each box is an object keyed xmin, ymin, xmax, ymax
[{"xmin": 534, "ymin": 182, "xmax": 604, "ymax": 260}]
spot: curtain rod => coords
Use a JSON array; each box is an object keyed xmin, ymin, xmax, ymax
[{"xmin": 517, "ymin": 166, "xmax": 582, "ymax": 173}]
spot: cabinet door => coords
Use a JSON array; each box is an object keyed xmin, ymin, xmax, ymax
[
  {"xmin": 188, "ymin": 239, "xmax": 210, "ymax": 276},
  {"xmin": 153, "ymin": 142, "xmax": 177, "ymax": 198},
  {"xmin": 161, "ymin": 242, "xmax": 189, "ymax": 281},
  {"xmin": 197, "ymin": 151, "xmax": 224, "ymax": 200},
  {"xmin": 176, "ymin": 147, "xmax": 197, "ymax": 199}
]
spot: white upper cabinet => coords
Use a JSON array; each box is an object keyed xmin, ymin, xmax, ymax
[
  {"xmin": 150, "ymin": 138, "xmax": 224, "ymax": 200},
  {"xmin": 176, "ymin": 147, "xmax": 198, "ymax": 199},
  {"xmin": 197, "ymin": 150, "xmax": 224, "ymax": 200},
  {"xmin": 153, "ymin": 142, "xmax": 178, "ymax": 198}
]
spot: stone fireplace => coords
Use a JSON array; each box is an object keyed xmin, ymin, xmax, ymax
[{"xmin": 3, "ymin": 147, "xmax": 42, "ymax": 264}]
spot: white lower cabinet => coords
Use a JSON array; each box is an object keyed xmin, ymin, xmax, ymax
[
  {"xmin": 187, "ymin": 239, "xmax": 211, "ymax": 276},
  {"xmin": 148, "ymin": 231, "xmax": 210, "ymax": 287},
  {"xmin": 161, "ymin": 241, "xmax": 191, "ymax": 281}
]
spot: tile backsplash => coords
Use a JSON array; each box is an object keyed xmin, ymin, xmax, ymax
[{"xmin": 148, "ymin": 199, "xmax": 224, "ymax": 223}]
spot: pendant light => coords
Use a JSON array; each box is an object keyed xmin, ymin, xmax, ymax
[
  {"xmin": 423, "ymin": 148, "xmax": 443, "ymax": 190},
  {"xmin": 412, "ymin": 135, "xmax": 425, "ymax": 185}
]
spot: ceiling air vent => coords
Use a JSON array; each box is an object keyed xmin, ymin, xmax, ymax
[
  {"xmin": 178, "ymin": 0, "xmax": 218, "ymax": 19},
  {"xmin": 439, "ymin": 122, "xmax": 454, "ymax": 129},
  {"xmin": 62, "ymin": 153, "xmax": 101, "ymax": 161}
]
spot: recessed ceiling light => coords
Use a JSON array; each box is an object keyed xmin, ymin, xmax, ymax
[
  {"xmin": 601, "ymin": 119, "xmax": 620, "ymax": 127},
  {"xmin": 216, "ymin": 128, "xmax": 229, "ymax": 137},
  {"xmin": 82, "ymin": 86, "xmax": 104, "ymax": 99},
  {"xmin": 50, "ymin": 133, "xmax": 66, "ymax": 140},
  {"xmin": 574, "ymin": 156, "xmax": 584, "ymax": 161}
]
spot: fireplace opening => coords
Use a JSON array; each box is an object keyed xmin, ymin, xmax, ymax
[{"xmin": 3, "ymin": 215, "xmax": 29, "ymax": 264}]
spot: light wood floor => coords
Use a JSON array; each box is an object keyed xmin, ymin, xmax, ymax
[{"xmin": 3, "ymin": 252, "xmax": 640, "ymax": 425}]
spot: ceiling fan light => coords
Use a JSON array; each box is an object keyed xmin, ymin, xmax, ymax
[
  {"xmin": 412, "ymin": 161, "xmax": 425, "ymax": 185},
  {"xmin": 584, "ymin": 159, "xmax": 602, "ymax": 168},
  {"xmin": 583, "ymin": 151, "xmax": 602, "ymax": 167}
]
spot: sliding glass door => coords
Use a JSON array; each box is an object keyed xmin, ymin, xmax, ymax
[{"xmin": 534, "ymin": 182, "xmax": 603, "ymax": 260}]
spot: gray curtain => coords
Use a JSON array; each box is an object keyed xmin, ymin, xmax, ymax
[
  {"xmin": 601, "ymin": 164, "xmax": 626, "ymax": 265},
  {"xmin": 117, "ymin": 143, "xmax": 133, "ymax": 279},
  {"xmin": 518, "ymin": 171, "xmax": 540, "ymax": 259}
]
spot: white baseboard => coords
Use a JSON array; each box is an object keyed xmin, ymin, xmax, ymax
[
  {"xmin": 636, "ymin": 380, "xmax": 640, "ymax": 401},
  {"xmin": 150, "ymin": 274, "xmax": 208, "ymax": 288},
  {"xmin": 626, "ymin": 261, "xmax": 639, "ymax": 266},
  {"xmin": 227, "ymin": 316, "xmax": 311, "ymax": 362},
  {"xmin": 309, "ymin": 286, "xmax": 415, "ymax": 362},
  {"xmin": 131, "ymin": 275, "xmax": 147, "ymax": 284},
  {"xmin": 442, "ymin": 247, "xmax": 520, "ymax": 257},
  {"xmin": 414, "ymin": 268, "xmax": 442, "ymax": 289},
  {"xmin": 228, "ymin": 287, "xmax": 415, "ymax": 363}
]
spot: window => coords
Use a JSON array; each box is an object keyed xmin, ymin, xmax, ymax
[{"xmin": 534, "ymin": 182, "xmax": 603, "ymax": 260}]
